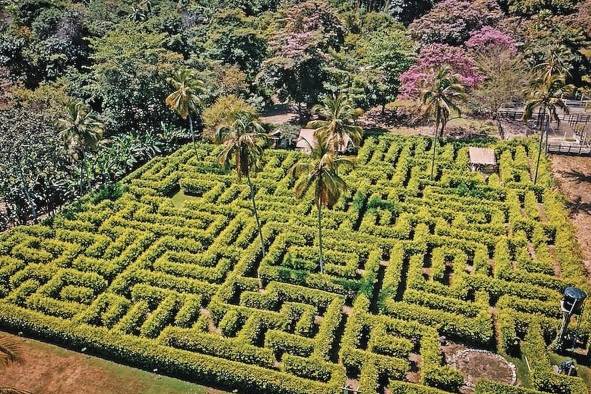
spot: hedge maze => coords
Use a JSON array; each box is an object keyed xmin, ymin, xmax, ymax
[{"xmin": 1, "ymin": 135, "xmax": 590, "ymax": 393}]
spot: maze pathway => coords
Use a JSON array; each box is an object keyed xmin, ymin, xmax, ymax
[{"xmin": 0, "ymin": 135, "xmax": 589, "ymax": 393}]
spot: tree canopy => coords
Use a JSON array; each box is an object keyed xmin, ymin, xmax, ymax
[{"xmin": 0, "ymin": 0, "xmax": 590, "ymax": 229}]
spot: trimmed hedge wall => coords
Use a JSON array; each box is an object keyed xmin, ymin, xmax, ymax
[{"xmin": 0, "ymin": 136, "xmax": 589, "ymax": 393}]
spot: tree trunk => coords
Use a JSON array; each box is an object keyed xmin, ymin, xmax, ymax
[
  {"xmin": 533, "ymin": 104, "xmax": 546, "ymax": 185},
  {"xmin": 545, "ymin": 109, "xmax": 550, "ymax": 150},
  {"xmin": 494, "ymin": 113, "xmax": 505, "ymax": 140},
  {"xmin": 317, "ymin": 200, "xmax": 324, "ymax": 274},
  {"xmin": 189, "ymin": 114, "xmax": 195, "ymax": 151},
  {"xmin": 497, "ymin": 118, "xmax": 505, "ymax": 140},
  {"xmin": 431, "ymin": 116, "xmax": 440, "ymax": 180},
  {"xmin": 246, "ymin": 173, "xmax": 265, "ymax": 259},
  {"xmin": 79, "ymin": 152, "xmax": 85, "ymax": 196}
]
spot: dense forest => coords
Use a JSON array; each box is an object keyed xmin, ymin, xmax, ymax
[{"xmin": 0, "ymin": 0, "xmax": 589, "ymax": 229}]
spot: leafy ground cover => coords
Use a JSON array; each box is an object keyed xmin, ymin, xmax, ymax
[{"xmin": 0, "ymin": 135, "xmax": 590, "ymax": 393}]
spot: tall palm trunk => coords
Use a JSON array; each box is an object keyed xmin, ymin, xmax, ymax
[
  {"xmin": 79, "ymin": 152, "xmax": 85, "ymax": 196},
  {"xmin": 246, "ymin": 173, "xmax": 265, "ymax": 258},
  {"xmin": 545, "ymin": 109, "xmax": 551, "ymax": 149},
  {"xmin": 431, "ymin": 114, "xmax": 441, "ymax": 180},
  {"xmin": 316, "ymin": 199, "xmax": 324, "ymax": 274},
  {"xmin": 533, "ymin": 104, "xmax": 546, "ymax": 185},
  {"xmin": 189, "ymin": 114, "xmax": 195, "ymax": 150}
]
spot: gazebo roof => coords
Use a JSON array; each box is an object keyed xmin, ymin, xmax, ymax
[
  {"xmin": 295, "ymin": 129, "xmax": 351, "ymax": 154},
  {"xmin": 469, "ymin": 147, "xmax": 496, "ymax": 166}
]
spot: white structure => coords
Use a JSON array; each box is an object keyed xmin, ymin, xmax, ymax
[
  {"xmin": 295, "ymin": 129, "xmax": 353, "ymax": 154},
  {"xmin": 468, "ymin": 147, "xmax": 497, "ymax": 173}
]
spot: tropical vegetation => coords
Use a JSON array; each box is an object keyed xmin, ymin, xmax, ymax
[
  {"xmin": 0, "ymin": 0, "xmax": 591, "ymax": 393},
  {"xmin": 0, "ymin": 0, "xmax": 589, "ymax": 229}
]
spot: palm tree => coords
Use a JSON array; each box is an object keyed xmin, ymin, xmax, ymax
[
  {"xmin": 129, "ymin": 0, "xmax": 153, "ymax": 21},
  {"xmin": 0, "ymin": 335, "xmax": 31, "ymax": 394},
  {"xmin": 524, "ymin": 73, "xmax": 570, "ymax": 184},
  {"xmin": 420, "ymin": 66, "xmax": 466, "ymax": 180},
  {"xmin": 307, "ymin": 94, "xmax": 364, "ymax": 153},
  {"xmin": 58, "ymin": 102, "xmax": 104, "ymax": 195},
  {"xmin": 215, "ymin": 111, "xmax": 268, "ymax": 258},
  {"xmin": 534, "ymin": 49, "xmax": 571, "ymax": 82},
  {"xmin": 289, "ymin": 136, "xmax": 354, "ymax": 273},
  {"xmin": 166, "ymin": 68, "xmax": 204, "ymax": 150}
]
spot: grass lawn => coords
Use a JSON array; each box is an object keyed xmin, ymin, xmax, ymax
[
  {"xmin": 549, "ymin": 353, "xmax": 591, "ymax": 388},
  {"xmin": 507, "ymin": 355, "xmax": 532, "ymax": 388},
  {"xmin": 0, "ymin": 331, "xmax": 224, "ymax": 394}
]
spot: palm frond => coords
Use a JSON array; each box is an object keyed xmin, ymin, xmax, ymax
[
  {"xmin": 0, "ymin": 386, "xmax": 34, "ymax": 394},
  {"xmin": 0, "ymin": 336, "xmax": 21, "ymax": 368}
]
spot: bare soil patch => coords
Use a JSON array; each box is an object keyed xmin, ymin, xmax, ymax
[
  {"xmin": 453, "ymin": 350, "xmax": 515, "ymax": 390},
  {"xmin": 0, "ymin": 332, "xmax": 221, "ymax": 394},
  {"xmin": 443, "ymin": 343, "xmax": 515, "ymax": 392},
  {"xmin": 260, "ymin": 109, "xmax": 300, "ymax": 126},
  {"xmin": 549, "ymin": 154, "xmax": 591, "ymax": 279}
]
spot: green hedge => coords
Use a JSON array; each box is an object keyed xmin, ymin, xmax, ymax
[{"xmin": 0, "ymin": 136, "xmax": 589, "ymax": 393}]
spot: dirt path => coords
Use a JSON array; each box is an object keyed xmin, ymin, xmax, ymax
[
  {"xmin": 260, "ymin": 109, "xmax": 299, "ymax": 126},
  {"xmin": 549, "ymin": 154, "xmax": 591, "ymax": 278},
  {"xmin": 0, "ymin": 332, "xmax": 223, "ymax": 394}
]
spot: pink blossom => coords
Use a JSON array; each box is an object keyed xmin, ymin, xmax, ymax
[
  {"xmin": 409, "ymin": 0, "xmax": 503, "ymax": 45},
  {"xmin": 465, "ymin": 27, "xmax": 518, "ymax": 53},
  {"xmin": 399, "ymin": 44, "xmax": 484, "ymax": 98}
]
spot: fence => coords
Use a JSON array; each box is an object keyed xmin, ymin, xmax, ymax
[
  {"xmin": 498, "ymin": 110, "xmax": 591, "ymax": 126},
  {"xmin": 546, "ymin": 143, "xmax": 591, "ymax": 156},
  {"xmin": 563, "ymin": 99, "xmax": 591, "ymax": 109}
]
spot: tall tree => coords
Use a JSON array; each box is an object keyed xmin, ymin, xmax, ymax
[
  {"xmin": 534, "ymin": 49, "xmax": 572, "ymax": 81},
  {"xmin": 520, "ymin": 12, "xmax": 590, "ymax": 87},
  {"xmin": 257, "ymin": 0, "xmax": 344, "ymax": 120},
  {"xmin": 409, "ymin": 0, "xmax": 503, "ymax": 45},
  {"xmin": 0, "ymin": 5, "xmax": 89, "ymax": 87},
  {"xmin": 215, "ymin": 111, "xmax": 268, "ymax": 259},
  {"xmin": 289, "ymin": 136, "xmax": 354, "ymax": 273},
  {"xmin": 399, "ymin": 44, "xmax": 482, "ymax": 98},
  {"xmin": 353, "ymin": 26, "xmax": 415, "ymax": 111},
  {"xmin": 467, "ymin": 27, "xmax": 528, "ymax": 139},
  {"xmin": 88, "ymin": 24, "xmax": 183, "ymax": 133},
  {"xmin": 420, "ymin": 66, "xmax": 466, "ymax": 180},
  {"xmin": 308, "ymin": 94, "xmax": 364, "ymax": 153},
  {"xmin": 0, "ymin": 107, "xmax": 69, "ymax": 227},
  {"xmin": 58, "ymin": 101, "xmax": 104, "ymax": 195},
  {"xmin": 202, "ymin": 95, "xmax": 258, "ymax": 138},
  {"xmin": 165, "ymin": 68, "xmax": 204, "ymax": 149},
  {"xmin": 204, "ymin": 8, "xmax": 268, "ymax": 77},
  {"xmin": 524, "ymin": 73, "xmax": 570, "ymax": 184}
]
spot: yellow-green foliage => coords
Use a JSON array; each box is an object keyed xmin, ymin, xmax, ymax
[{"xmin": 0, "ymin": 135, "xmax": 588, "ymax": 393}]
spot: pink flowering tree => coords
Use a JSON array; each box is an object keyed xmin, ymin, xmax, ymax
[
  {"xmin": 466, "ymin": 27, "xmax": 527, "ymax": 139},
  {"xmin": 257, "ymin": 0, "xmax": 344, "ymax": 119},
  {"xmin": 399, "ymin": 44, "xmax": 483, "ymax": 98},
  {"xmin": 409, "ymin": 0, "xmax": 503, "ymax": 45},
  {"xmin": 465, "ymin": 27, "xmax": 518, "ymax": 54}
]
